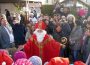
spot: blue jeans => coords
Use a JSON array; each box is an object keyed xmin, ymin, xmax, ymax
[
  {"xmin": 60, "ymin": 47, "xmax": 65, "ymax": 57},
  {"xmin": 72, "ymin": 50, "xmax": 80, "ymax": 62}
]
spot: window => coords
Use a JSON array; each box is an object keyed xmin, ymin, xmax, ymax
[{"xmin": 46, "ymin": 0, "xmax": 48, "ymax": 3}]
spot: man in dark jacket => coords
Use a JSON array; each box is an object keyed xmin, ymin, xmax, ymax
[{"xmin": 12, "ymin": 15, "xmax": 26, "ymax": 48}]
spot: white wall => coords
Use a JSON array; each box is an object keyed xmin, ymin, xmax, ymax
[
  {"xmin": 0, "ymin": 3, "xmax": 18, "ymax": 14},
  {"xmin": 23, "ymin": 0, "xmax": 54, "ymax": 5}
]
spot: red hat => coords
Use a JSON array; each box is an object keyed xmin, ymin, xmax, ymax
[
  {"xmin": 47, "ymin": 57, "xmax": 69, "ymax": 65},
  {"xmin": 74, "ymin": 61, "xmax": 86, "ymax": 65},
  {"xmin": 0, "ymin": 50, "xmax": 13, "ymax": 65},
  {"xmin": 35, "ymin": 21, "xmax": 46, "ymax": 30}
]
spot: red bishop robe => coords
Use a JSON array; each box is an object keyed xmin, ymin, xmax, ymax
[{"xmin": 24, "ymin": 34, "xmax": 61, "ymax": 64}]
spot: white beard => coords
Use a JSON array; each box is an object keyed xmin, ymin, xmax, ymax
[{"xmin": 33, "ymin": 29, "xmax": 47, "ymax": 43}]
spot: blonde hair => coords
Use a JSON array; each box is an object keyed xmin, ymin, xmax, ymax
[
  {"xmin": 1, "ymin": 14, "xmax": 7, "ymax": 21},
  {"xmin": 67, "ymin": 14, "xmax": 76, "ymax": 27}
]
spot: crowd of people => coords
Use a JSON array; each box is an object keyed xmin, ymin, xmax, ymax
[{"xmin": 0, "ymin": 8, "xmax": 90, "ymax": 65}]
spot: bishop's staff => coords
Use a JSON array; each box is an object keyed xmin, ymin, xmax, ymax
[{"xmin": 61, "ymin": 37, "xmax": 68, "ymax": 45}]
